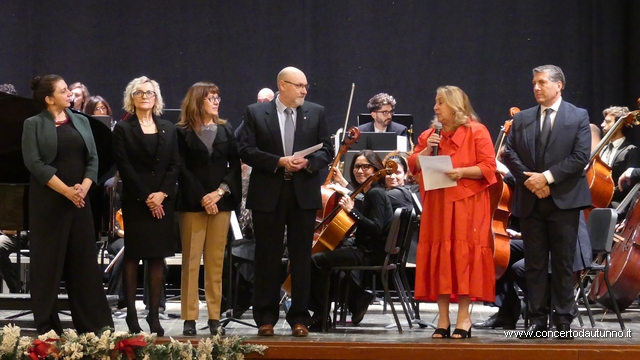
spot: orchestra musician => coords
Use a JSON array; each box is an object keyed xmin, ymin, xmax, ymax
[
  {"xmin": 21, "ymin": 74, "xmax": 114, "ymax": 334},
  {"xmin": 307, "ymin": 150, "xmax": 393, "ymax": 330},
  {"xmin": 176, "ymin": 82, "xmax": 241, "ymax": 336},
  {"xmin": 381, "ymin": 152, "xmax": 414, "ymax": 211},
  {"xmin": 357, "ymin": 93, "xmax": 408, "ymax": 136},
  {"xmin": 503, "ymin": 65, "xmax": 592, "ymax": 340},
  {"xmin": 68, "ymin": 82, "xmax": 90, "ymax": 111},
  {"xmin": 112, "ymin": 76, "xmax": 180, "ymax": 336},
  {"xmin": 237, "ymin": 66, "xmax": 332, "ymax": 337},
  {"xmin": 408, "ymin": 86, "xmax": 497, "ymax": 339},
  {"xmin": 257, "ymin": 88, "xmax": 275, "ymax": 103}
]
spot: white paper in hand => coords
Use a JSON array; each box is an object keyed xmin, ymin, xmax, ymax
[
  {"xmin": 293, "ymin": 143, "xmax": 323, "ymax": 158},
  {"xmin": 418, "ymin": 155, "xmax": 457, "ymax": 190}
]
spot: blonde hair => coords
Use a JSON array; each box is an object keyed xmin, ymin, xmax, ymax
[
  {"xmin": 176, "ymin": 82, "xmax": 226, "ymax": 131},
  {"xmin": 432, "ymin": 85, "xmax": 479, "ymax": 128},
  {"xmin": 122, "ymin": 76, "xmax": 164, "ymax": 116}
]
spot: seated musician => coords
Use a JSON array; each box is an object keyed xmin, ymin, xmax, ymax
[
  {"xmin": 381, "ymin": 151, "xmax": 414, "ymax": 211},
  {"xmin": 307, "ymin": 150, "xmax": 393, "ymax": 330},
  {"xmin": 0, "ymin": 230, "xmax": 23, "ymax": 293},
  {"xmin": 357, "ymin": 93, "xmax": 408, "ymax": 136},
  {"xmin": 597, "ymin": 106, "xmax": 640, "ymax": 210}
]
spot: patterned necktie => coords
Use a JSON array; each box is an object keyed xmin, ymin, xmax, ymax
[
  {"xmin": 284, "ymin": 108, "xmax": 295, "ymax": 156},
  {"xmin": 539, "ymin": 108, "xmax": 553, "ymax": 151}
]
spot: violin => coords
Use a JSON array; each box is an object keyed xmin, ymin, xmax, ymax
[
  {"xmin": 282, "ymin": 160, "xmax": 398, "ymax": 295},
  {"xmin": 488, "ymin": 107, "xmax": 518, "ymax": 279}
]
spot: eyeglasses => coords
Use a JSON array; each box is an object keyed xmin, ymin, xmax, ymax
[
  {"xmin": 132, "ymin": 90, "xmax": 156, "ymax": 98},
  {"xmin": 354, "ymin": 163, "xmax": 373, "ymax": 171},
  {"xmin": 205, "ymin": 95, "xmax": 222, "ymax": 103},
  {"xmin": 283, "ymin": 80, "xmax": 310, "ymax": 91},
  {"xmin": 374, "ymin": 110, "xmax": 395, "ymax": 116},
  {"xmin": 95, "ymin": 105, "xmax": 107, "ymax": 113}
]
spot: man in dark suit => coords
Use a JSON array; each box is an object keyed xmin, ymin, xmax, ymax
[
  {"xmin": 357, "ymin": 93, "xmax": 408, "ymax": 136},
  {"xmin": 237, "ymin": 66, "xmax": 332, "ymax": 337},
  {"xmin": 503, "ymin": 65, "xmax": 592, "ymax": 340},
  {"xmin": 599, "ymin": 106, "xmax": 640, "ymax": 209}
]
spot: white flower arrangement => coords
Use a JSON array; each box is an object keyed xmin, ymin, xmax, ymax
[{"xmin": 0, "ymin": 325, "xmax": 267, "ymax": 360}]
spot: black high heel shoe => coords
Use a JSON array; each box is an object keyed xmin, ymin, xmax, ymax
[
  {"xmin": 126, "ymin": 314, "xmax": 142, "ymax": 334},
  {"xmin": 183, "ymin": 320, "xmax": 197, "ymax": 336},
  {"xmin": 431, "ymin": 325, "xmax": 451, "ymax": 339},
  {"xmin": 452, "ymin": 327, "xmax": 472, "ymax": 339},
  {"xmin": 146, "ymin": 315, "xmax": 165, "ymax": 337},
  {"xmin": 208, "ymin": 319, "xmax": 225, "ymax": 336}
]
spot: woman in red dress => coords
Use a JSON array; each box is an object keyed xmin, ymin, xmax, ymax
[{"xmin": 408, "ymin": 86, "xmax": 496, "ymax": 339}]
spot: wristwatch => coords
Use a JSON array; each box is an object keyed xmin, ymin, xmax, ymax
[{"xmin": 217, "ymin": 188, "xmax": 225, "ymax": 196}]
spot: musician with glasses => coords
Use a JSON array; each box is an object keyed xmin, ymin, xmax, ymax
[
  {"xmin": 237, "ymin": 66, "xmax": 333, "ymax": 337},
  {"xmin": 357, "ymin": 93, "xmax": 408, "ymax": 136},
  {"xmin": 112, "ymin": 76, "xmax": 180, "ymax": 336}
]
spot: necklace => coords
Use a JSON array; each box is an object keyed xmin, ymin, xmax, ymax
[{"xmin": 140, "ymin": 121, "xmax": 155, "ymax": 127}]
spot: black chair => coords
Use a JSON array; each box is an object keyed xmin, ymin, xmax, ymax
[
  {"xmin": 576, "ymin": 208, "xmax": 625, "ymax": 330},
  {"xmin": 322, "ymin": 208, "xmax": 408, "ymax": 332},
  {"xmin": 393, "ymin": 209, "xmax": 420, "ymax": 328}
]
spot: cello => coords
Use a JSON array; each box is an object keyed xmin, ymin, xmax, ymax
[
  {"xmin": 317, "ymin": 127, "xmax": 360, "ymax": 224},
  {"xmin": 488, "ymin": 107, "xmax": 519, "ymax": 279},
  {"xmin": 282, "ymin": 160, "xmax": 398, "ymax": 295},
  {"xmin": 589, "ymin": 107, "xmax": 640, "ymax": 311},
  {"xmin": 584, "ymin": 106, "xmax": 639, "ymax": 215}
]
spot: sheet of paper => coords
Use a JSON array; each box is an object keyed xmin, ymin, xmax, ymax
[
  {"xmin": 397, "ymin": 136, "xmax": 408, "ymax": 152},
  {"xmin": 418, "ymin": 155, "xmax": 457, "ymax": 190},
  {"xmin": 293, "ymin": 143, "xmax": 323, "ymax": 158}
]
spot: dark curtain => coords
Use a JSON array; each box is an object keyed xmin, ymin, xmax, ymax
[{"xmin": 1, "ymin": 0, "xmax": 638, "ymax": 142}]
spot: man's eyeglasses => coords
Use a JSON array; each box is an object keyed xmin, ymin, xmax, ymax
[
  {"xmin": 354, "ymin": 163, "xmax": 373, "ymax": 171},
  {"xmin": 206, "ymin": 95, "xmax": 222, "ymax": 103},
  {"xmin": 132, "ymin": 90, "xmax": 156, "ymax": 98},
  {"xmin": 283, "ymin": 80, "xmax": 310, "ymax": 91},
  {"xmin": 374, "ymin": 110, "xmax": 394, "ymax": 116}
]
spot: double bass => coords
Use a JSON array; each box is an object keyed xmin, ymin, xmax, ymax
[
  {"xmin": 589, "ymin": 106, "xmax": 640, "ymax": 311},
  {"xmin": 488, "ymin": 107, "xmax": 519, "ymax": 279},
  {"xmin": 282, "ymin": 160, "xmax": 398, "ymax": 295}
]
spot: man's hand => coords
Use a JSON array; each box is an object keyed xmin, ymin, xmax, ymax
[
  {"xmin": 618, "ymin": 168, "xmax": 634, "ymax": 191},
  {"xmin": 523, "ymin": 171, "xmax": 548, "ymax": 192},
  {"xmin": 534, "ymin": 185, "xmax": 551, "ymax": 199},
  {"xmin": 278, "ymin": 156, "xmax": 309, "ymax": 172}
]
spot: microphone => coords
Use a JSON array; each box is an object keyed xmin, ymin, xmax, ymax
[{"xmin": 433, "ymin": 121, "xmax": 442, "ymax": 156}]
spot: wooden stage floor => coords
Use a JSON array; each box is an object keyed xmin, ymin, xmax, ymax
[{"xmin": 1, "ymin": 297, "xmax": 639, "ymax": 359}]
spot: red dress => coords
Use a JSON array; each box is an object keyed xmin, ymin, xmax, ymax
[{"xmin": 408, "ymin": 121, "xmax": 497, "ymax": 302}]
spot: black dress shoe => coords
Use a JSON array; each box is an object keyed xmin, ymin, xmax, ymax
[
  {"xmin": 518, "ymin": 324, "xmax": 548, "ymax": 339},
  {"xmin": 351, "ymin": 292, "xmax": 376, "ymax": 325},
  {"xmin": 182, "ymin": 320, "xmax": 196, "ymax": 336},
  {"xmin": 472, "ymin": 313, "xmax": 517, "ymax": 329},
  {"xmin": 308, "ymin": 316, "xmax": 331, "ymax": 332},
  {"xmin": 554, "ymin": 324, "xmax": 574, "ymax": 340}
]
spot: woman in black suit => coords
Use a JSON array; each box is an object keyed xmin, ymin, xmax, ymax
[
  {"xmin": 112, "ymin": 76, "xmax": 180, "ymax": 336},
  {"xmin": 22, "ymin": 74, "xmax": 113, "ymax": 334},
  {"xmin": 175, "ymin": 82, "xmax": 241, "ymax": 336}
]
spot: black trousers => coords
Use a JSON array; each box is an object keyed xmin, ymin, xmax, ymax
[
  {"xmin": 252, "ymin": 181, "xmax": 315, "ymax": 327},
  {"xmin": 495, "ymin": 239, "xmax": 526, "ymax": 320},
  {"xmin": 29, "ymin": 194, "xmax": 114, "ymax": 334},
  {"xmin": 520, "ymin": 197, "xmax": 579, "ymax": 327}
]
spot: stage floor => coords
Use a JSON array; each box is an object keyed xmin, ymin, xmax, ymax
[{"xmin": 1, "ymin": 296, "xmax": 639, "ymax": 359}]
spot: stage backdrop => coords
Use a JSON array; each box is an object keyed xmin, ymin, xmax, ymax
[{"xmin": 2, "ymin": 0, "xmax": 639, "ymax": 142}]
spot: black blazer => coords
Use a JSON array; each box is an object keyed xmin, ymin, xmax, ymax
[
  {"xmin": 357, "ymin": 121, "xmax": 408, "ymax": 136},
  {"xmin": 176, "ymin": 123, "xmax": 241, "ymax": 212},
  {"xmin": 609, "ymin": 140, "xmax": 640, "ymax": 203},
  {"xmin": 112, "ymin": 114, "xmax": 180, "ymax": 202},
  {"xmin": 237, "ymin": 100, "xmax": 333, "ymax": 212},
  {"xmin": 503, "ymin": 100, "xmax": 592, "ymax": 218}
]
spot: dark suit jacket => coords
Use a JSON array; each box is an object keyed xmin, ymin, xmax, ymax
[
  {"xmin": 503, "ymin": 100, "xmax": 592, "ymax": 218},
  {"xmin": 609, "ymin": 140, "xmax": 640, "ymax": 203},
  {"xmin": 357, "ymin": 121, "xmax": 408, "ymax": 136},
  {"xmin": 237, "ymin": 100, "xmax": 333, "ymax": 212},
  {"xmin": 22, "ymin": 109, "xmax": 98, "ymax": 186},
  {"xmin": 112, "ymin": 114, "xmax": 180, "ymax": 202},
  {"xmin": 176, "ymin": 123, "xmax": 241, "ymax": 212}
]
